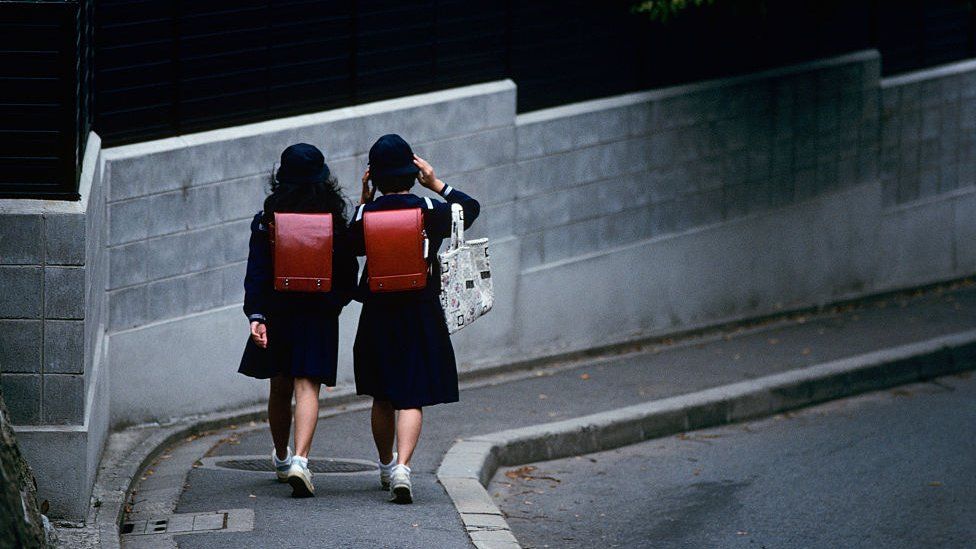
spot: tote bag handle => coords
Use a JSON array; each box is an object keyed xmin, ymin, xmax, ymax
[{"xmin": 449, "ymin": 203, "xmax": 465, "ymax": 251}]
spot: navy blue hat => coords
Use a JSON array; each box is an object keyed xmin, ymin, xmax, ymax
[
  {"xmin": 368, "ymin": 134, "xmax": 419, "ymax": 178},
  {"xmin": 275, "ymin": 143, "xmax": 331, "ymax": 185}
]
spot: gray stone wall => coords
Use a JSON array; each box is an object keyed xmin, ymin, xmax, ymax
[
  {"xmin": 102, "ymin": 82, "xmax": 516, "ymax": 332},
  {"xmin": 93, "ymin": 50, "xmax": 976, "ymax": 426},
  {"xmin": 0, "ymin": 134, "xmax": 106, "ymax": 427},
  {"xmin": 881, "ymin": 59, "xmax": 976, "ymax": 205},
  {"xmin": 0, "ymin": 134, "xmax": 110, "ymax": 518},
  {"xmin": 512, "ymin": 51, "xmax": 879, "ymax": 271}
]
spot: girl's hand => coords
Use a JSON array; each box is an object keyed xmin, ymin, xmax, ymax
[
  {"xmin": 250, "ymin": 321, "xmax": 268, "ymax": 349},
  {"xmin": 413, "ymin": 155, "xmax": 445, "ymax": 193},
  {"xmin": 359, "ymin": 166, "xmax": 375, "ymax": 205}
]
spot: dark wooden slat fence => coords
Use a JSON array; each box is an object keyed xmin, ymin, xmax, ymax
[{"xmin": 0, "ymin": 0, "xmax": 974, "ymax": 199}]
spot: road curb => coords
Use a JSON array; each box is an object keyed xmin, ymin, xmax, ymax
[
  {"xmin": 88, "ymin": 387, "xmax": 365, "ymax": 549},
  {"xmin": 436, "ymin": 330, "xmax": 976, "ymax": 549}
]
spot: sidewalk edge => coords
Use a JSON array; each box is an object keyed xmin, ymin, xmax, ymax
[
  {"xmin": 88, "ymin": 388, "xmax": 364, "ymax": 549},
  {"xmin": 436, "ymin": 330, "xmax": 976, "ymax": 549}
]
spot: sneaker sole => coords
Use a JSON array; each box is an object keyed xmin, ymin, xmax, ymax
[
  {"xmin": 381, "ymin": 481, "xmax": 390, "ymax": 491},
  {"xmin": 391, "ymin": 485, "xmax": 412, "ymax": 504},
  {"xmin": 287, "ymin": 475, "xmax": 315, "ymax": 498},
  {"xmin": 276, "ymin": 472, "xmax": 289, "ymax": 483}
]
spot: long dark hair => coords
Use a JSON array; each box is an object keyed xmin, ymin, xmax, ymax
[{"xmin": 262, "ymin": 168, "xmax": 350, "ymax": 230}]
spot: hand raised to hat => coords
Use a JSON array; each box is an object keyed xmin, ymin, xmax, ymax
[
  {"xmin": 359, "ymin": 166, "xmax": 375, "ymax": 205},
  {"xmin": 413, "ymin": 155, "xmax": 445, "ymax": 194}
]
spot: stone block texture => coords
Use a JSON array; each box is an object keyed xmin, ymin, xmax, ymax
[
  {"xmin": 101, "ymin": 81, "xmax": 518, "ymax": 331},
  {"xmin": 0, "ymin": 135, "xmax": 108, "ymax": 433},
  {"xmin": 513, "ymin": 52, "xmax": 882, "ymax": 266},
  {"xmin": 89, "ymin": 54, "xmax": 976, "ymax": 409},
  {"xmin": 881, "ymin": 62, "xmax": 976, "ymax": 206}
]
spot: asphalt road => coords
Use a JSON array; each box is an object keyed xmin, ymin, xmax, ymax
[{"xmin": 490, "ymin": 373, "xmax": 976, "ymax": 549}]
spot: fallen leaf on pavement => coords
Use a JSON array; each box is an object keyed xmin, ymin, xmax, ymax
[
  {"xmin": 928, "ymin": 481, "xmax": 943, "ymax": 487},
  {"xmin": 505, "ymin": 465, "xmax": 561, "ymax": 483},
  {"xmin": 505, "ymin": 466, "xmax": 538, "ymax": 480},
  {"xmin": 801, "ymin": 347, "xmax": 811, "ymax": 355},
  {"xmin": 580, "ymin": 373, "xmax": 590, "ymax": 380}
]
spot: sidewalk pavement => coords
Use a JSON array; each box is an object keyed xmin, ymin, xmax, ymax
[{"xmin": 114, "ymin": 282, "xmax": 976, "ymax": 548}]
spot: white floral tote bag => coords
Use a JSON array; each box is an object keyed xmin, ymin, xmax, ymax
[{"xmin": 439, "ymin": 203, "xmax": 493, "ymax": 334}]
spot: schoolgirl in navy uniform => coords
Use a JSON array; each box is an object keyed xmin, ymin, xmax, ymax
[
  {"xmin": 238, "ymin": 143, "xmax": 359, "ymax": 497},
  {"xmin": 349, "ymin": 134, "xmax": 480, "ymax": 503}
]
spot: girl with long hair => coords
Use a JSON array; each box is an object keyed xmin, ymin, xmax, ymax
[{"xmin": 238, "ymin": 143, "xmax": 358, "ymax": 497}]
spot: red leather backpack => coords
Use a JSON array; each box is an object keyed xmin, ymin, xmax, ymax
[
  {"xmin": 269, "ymin": 212, "xmax": 334, "ymax": 292},
  {"xmin": 363, "ymin": 208, "xmax": 428, "ymax": 292}
]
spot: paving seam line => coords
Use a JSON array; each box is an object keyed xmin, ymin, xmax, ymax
[{"xmin": 436, "ymin": 329, "xmax": 976, "ymax": 549}]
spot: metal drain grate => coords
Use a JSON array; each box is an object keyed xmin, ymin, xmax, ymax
[
  {"xmin": 122, "ymin": 511, "xmax": 228, "ymax": 536},
  {"xmin": 211, "ymin": 457, "xmax": 376, "ymax": 474}
]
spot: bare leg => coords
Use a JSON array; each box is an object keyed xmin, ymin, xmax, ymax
[
  {"xmin": 293, "ymin": 377, "xmax": 321, "ymax": 458},
  {"xmin": 371, "ymin": 399, "xmax": 396, "ymax": 464},
  {"xmin": 395, "ymin": 408, "xmax": 423, "ymax": 466},
  {"xmin": 268, "ymin": 375, "xmax": 294, "ymax": 460}
]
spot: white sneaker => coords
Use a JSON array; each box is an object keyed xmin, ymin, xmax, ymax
[
  {"xmin": 286, "ymin": 456, "xmax": 314, "ymax": 497},
  {"xmin": 272, "ymin": 447, "xmax": 293, "ymax": 483},
  {"xmin": 389, "ymin": 464, "xmax": 412, "ymax": 504},
  {"xmin": 379, "ymin": 452, "xmax": 398, "ymax": 491}
]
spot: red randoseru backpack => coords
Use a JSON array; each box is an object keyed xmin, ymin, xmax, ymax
[
  {"xmin": 363, "ymin": 208, "xmax": 428, "ymax": 292},
  {"xmin": 269, "ymin": 212, "xmax": 334, "ymax": 292}
]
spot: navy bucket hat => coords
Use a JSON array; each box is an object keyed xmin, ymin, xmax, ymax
[
  {"xmin": 275, "ymin": 143, "xmax": 331, "ymax": 185},
  {"xmin": 368, "ymin": 134, "xmax": 419, "ymax": 178}
]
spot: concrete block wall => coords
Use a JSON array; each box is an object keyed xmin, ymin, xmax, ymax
[
  {"xmin": 875, "ymin": 59, "xmax": 976, "ymax": 290},
  {"xmin": 100, "ymin": 81, "xmax": 518, "ymax": 423},
  {"xmin": 880, "ymin": 59, "xmax": 976, "ymax": 205},
  {"xmin": 512, "ymin": 51, "xmax": 880, "ymax": 271},
  {"xmin": 0, "ymin": 134, "xmax": 111, "ymax": 518},
  {"xmin": 0, "ymin": 136, "xmax": 106, "ymax": 426},
  {"xmin": 94, "ymin": 50, "xmax": 976, "ymax": 426}
]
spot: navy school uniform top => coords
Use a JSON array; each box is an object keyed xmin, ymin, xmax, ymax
[
  {"xmin": 348, "ymin": 185, "xmax": 480, "ymax": 409},
  {"xmin": 237, "ymin": 211, "xmax": 359, "ymax": 385}
]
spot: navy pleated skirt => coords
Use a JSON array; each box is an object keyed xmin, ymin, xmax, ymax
[
  {"xmin": 353, "ymin": 295, "xmax": 458, "ymax": 409},
  {"xmin": 238, "ymin": 308, "xmax": 341, "ymax": 386}
]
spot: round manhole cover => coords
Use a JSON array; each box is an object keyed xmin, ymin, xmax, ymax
[{"xmin": 197, "ymin": 456, "xmax": 376, "ymax": 475}]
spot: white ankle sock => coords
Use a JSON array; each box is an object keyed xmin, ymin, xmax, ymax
[
  {"xmin": 273, "ymin": 447, "xmax": 292, "ymax": 465},
  {"xmin": 380, "ymin": 452, "xmax": 397, "ymax": 471}
]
